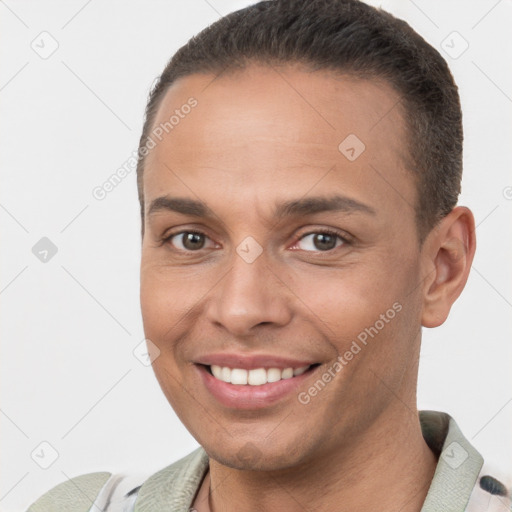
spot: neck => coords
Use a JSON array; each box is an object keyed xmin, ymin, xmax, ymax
[{"xmin": 203, "ymin": 405, "xmax": 437, "ymax": 512}]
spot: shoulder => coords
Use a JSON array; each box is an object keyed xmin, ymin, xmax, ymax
[
  {"xmin": 419, "ymin": 410, "xmax": 512, "ymax": 512},
  {"xmin": 26, "ymin": 472, "xmax": 112, "ymax": 512},
  {"xmin": 25, "ymin": 448, "xmax": 209, "ymax": 512}
]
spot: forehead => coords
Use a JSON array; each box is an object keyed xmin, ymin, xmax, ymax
[{"xmin": 143, "ymin": 64, "xmax": 415, "ymax": 221}]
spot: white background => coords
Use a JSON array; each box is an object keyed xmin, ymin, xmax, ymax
[{"xmin": 1, "ymin": 1, "xmax": 511, "ymax": 510}]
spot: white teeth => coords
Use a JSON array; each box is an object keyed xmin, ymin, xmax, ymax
[
  {"xmin": 211, "ymin": 365, "xmax": 223, "ymax": 379},
  {"xmin": 281, "ymin": 367, "xmax": 294, "ymax": 379},
  {"xmin": 209, "ymin": 365, "xmax": 312, "ymax": 385},
  {"xmin": 293, "ymin": 365, "xmax": 309, "ymax": 376},
  {"xmin": 221, "ymin": 366, "xmax": 231, "ymax": 383},
  {"xmin": 248, "ymin": 368, "xmax": 267, "ymax": 386},
  {"xmin": 230, "ymin": 368, "xmax": 248, "ymax": 385},
  {"xmin": 267, "ymin": 368, "xmax": 282, "ymax": 383}
]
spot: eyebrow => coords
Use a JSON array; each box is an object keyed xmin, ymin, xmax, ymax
[{"xmin": 147, "ymin": 194, "xmax": 376, "ymax": 219}]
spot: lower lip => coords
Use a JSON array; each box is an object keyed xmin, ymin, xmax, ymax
[{"xmin": 197, "ymin": 364, "xmax": 318, "ymax": 410}]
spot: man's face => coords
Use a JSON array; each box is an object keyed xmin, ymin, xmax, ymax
[{"xmin": 140, "ymin": 65, "xmax": 425, "ymax": 470}]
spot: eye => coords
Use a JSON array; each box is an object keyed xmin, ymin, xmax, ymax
[
  {"xmin": 294, "ymin": 230, "xmax": 347, "ymax": 252},
  {"xmin": 164, "ymin": 231, "xmax": 216, "ymax": 251}
]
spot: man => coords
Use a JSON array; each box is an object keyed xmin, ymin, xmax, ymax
[{"xmin": 27, "ymin": 0, "xmax": 511, "ymax": 510}]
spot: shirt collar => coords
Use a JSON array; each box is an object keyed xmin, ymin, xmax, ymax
[{"xmin": 420, "ymin": 410, "xmax": 484, "ymax": 511}]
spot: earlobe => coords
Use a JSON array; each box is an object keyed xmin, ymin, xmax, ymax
[{"xmin": 421, "ymin": 207, "xmax": 476, "ymax": 328}]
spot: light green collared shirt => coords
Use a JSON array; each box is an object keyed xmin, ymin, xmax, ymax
[{"xmin": 27, "ymin": 410, "xmax": 511, "ymax": 512}]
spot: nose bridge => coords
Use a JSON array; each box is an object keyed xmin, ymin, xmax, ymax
[{"xmin": 206, "ymin": 241, "xmax": 292, "ymax": 335}]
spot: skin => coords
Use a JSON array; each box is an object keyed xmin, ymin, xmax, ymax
[{"xmin": 139, "ymin": 63, "xmax": 476, "ymax": 512}]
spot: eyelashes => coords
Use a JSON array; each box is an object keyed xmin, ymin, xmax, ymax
[
  {"xmin": 161, "ymin": 230, "xmax": 217, "ymax": 251},
  {"xmin": 160, "ymin": 228, "xmax": 352, "ymax": 254},
  {"xmin": 291, "ymin": 230, "xmax": 349, "ymax": 252}
]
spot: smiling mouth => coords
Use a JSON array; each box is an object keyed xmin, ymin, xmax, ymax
[{"xmin": 203, "ymin": 363, "xmax": 321, "ymax": 386}]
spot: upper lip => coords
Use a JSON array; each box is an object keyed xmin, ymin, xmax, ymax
[{"xmin": 195, "ymin": 353, "xmax": 318, "ymax": 370}]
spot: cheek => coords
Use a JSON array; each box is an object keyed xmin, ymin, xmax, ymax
[
  {"xmin": 140, "ymin": 272, "xmax": 172, "ymax": 336},
  {"xmin": 139, "ymin": 266, "xmax": 191, "ymax": 363},
  {"xmin": 288, "ymin": 255, "xmax": 419, "ymax": 363},
  {"xmin": 140, "ymin": 259, "xmax": 199, "ymax": 326},
  {"xmin": 140, "ymin": 270, "xmax": 192, "ymax": 410},
  {"xmin": 292, "ymin": 265, "xmax": 400, "ymax": 331},
  {"xmin": 139, "ymin": 261, "xmax": 217, "ymax": 369}
]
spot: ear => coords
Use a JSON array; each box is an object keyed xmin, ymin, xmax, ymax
[{"xmin": 420, "ymin": 206, "xmax": 476, "ymax": 328}]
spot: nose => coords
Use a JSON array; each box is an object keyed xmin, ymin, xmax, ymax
[{"xmin": 205, "ymin": 248, "xmax": 293, "ymax": 337}]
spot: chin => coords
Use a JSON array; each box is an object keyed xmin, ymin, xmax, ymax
[{"xmin": 204, "ymin": 438, "xmax": 310, "ymax": 472}]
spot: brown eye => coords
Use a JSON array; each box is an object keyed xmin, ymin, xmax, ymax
[
  {"xmin": 297, "ymin": 231, "xmax": 345, "ymax": 252},
  {"xmin": 167, "ymin": 231, "xmax": 215, "ymax": 251},
  {"xmin": 182, "ymin": 232, "xmax": 205, "ymax": 250}
]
